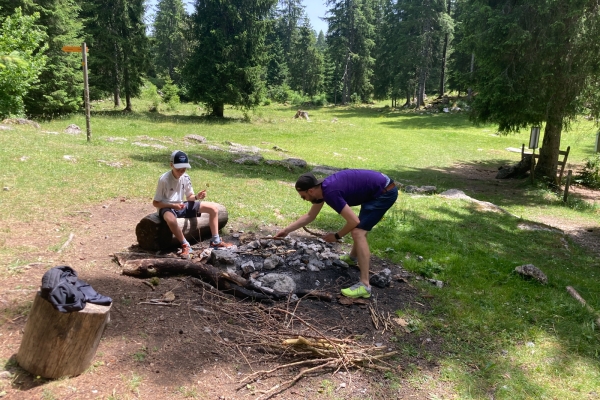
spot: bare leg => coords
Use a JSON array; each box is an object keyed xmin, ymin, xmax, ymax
[
  {"xmin": 163, "ymin": 212, "xmax": 184, "ymax": 243},
  {"xmin": 350, "ymin": 228, "xmax": 370, "ymax": 287},
  {"xmin": 200, "ymin": 202, "xmax": 219, "ymax": 236}
]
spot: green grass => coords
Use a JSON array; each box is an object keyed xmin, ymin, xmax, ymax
[{"xmin": 1, "ymin": 99, "xmax": 599, "ymax": 399}]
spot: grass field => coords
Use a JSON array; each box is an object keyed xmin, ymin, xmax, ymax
[{"xmin": 1, "ymin": 99, "xmax": 599, "ymax": 399}]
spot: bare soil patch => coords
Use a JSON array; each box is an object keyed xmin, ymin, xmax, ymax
[{"xmin": 1, "ymin": 200, "xmax": 445, "ymax": 400}]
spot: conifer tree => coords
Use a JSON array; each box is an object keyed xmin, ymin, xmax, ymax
[
  {"xmin": 288, "ymin": 21, "xmax": 323, "ymax": 96},
  {"xmin": 82, "ymin": 0, "xmax": 148, "ymax": 110},
  {"xmin": 152, "ymin": 0, "xmax": 189, "ymax": 84},
  {"xmin": 184, "ymin": 0, "xmax": 276, "ymax": 117},
  {"xmin": 325, "ymin": 0, "xmax": 375, "ymax": 103}
]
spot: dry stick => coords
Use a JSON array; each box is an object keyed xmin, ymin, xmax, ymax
[
  {"xmin": 302, "ymin": 226, "xmax": 322, "ymax": 237},
  {"xmin": 57, "ymin": 232, "xmax": 75, "ymax": 253},
  {"xmin": 566, "ymin": 286, "xmax": 600, "ymax": 328},
  {"xmin": 236, "ymin": 344, "xmax": 256, "ymax": 373},
  {"xmin": 255, "ymin": 359, "xmax": 338, "ymax": 400}
]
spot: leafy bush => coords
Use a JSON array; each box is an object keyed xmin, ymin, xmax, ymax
[
  {"xmin": 575, "ymin": 154, "xmax": 600, "ymax": 189},
  {"xmin": 268, "ymin": 84, "xmax": 291, "ymax": 103},
  {"xmin": 310, "ymin": 93, "xmax": 327, "ymax": 106},
  {"xmin": 140, "ymin": 79, "xmax": 161, "ymax": 111},
  {"xmin": 0, "ymin": 8, "xmax": 47, "ymax": 118},
  {"xmin": 288, "ymin": 91, "xmax": 308, "ymax": 106},
  {"xmin": 161, "ymin": 77, "xmax": 180, "ymax": 110},
  {"xmin": 350, "ymin": 92, "xmax": 361, "ymax": 104}
]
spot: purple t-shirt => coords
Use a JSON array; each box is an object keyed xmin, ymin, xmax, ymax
[{"xmin": 322, "ymin": 169, "xmax": 388, "ymax": 213}]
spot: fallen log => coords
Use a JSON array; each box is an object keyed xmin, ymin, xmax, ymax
[
  {"xmin": 121, "ymin": 258, "xmax": 247, "ymax": 287},
  {"xmin": 119, "ymin": 257, "xmax": 330, "ymax": 302},
  {"xmin": 135, "ymin": 203, "xmax": 228, "ymax": 251}
]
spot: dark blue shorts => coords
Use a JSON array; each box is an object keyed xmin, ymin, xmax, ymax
[
  {"xmin": 159, "ymin": 201, "xmax": 200, "ymax": 219},
  {"xmin": 357, "ymin": 186, "xmax": 398, "ymax": 231}
]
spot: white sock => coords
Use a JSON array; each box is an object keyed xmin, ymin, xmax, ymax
[{"xmin": 211, "ymin": 235, "xmax": 220, "ymax": 244}]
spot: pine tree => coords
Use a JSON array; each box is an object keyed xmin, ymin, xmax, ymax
[
  {"xmin": 325, "ymin": 0, "xmax": 376, "ymax": 103},
  {"xmin": 82, "ymin": 0, "xmax": 148, "ymax": 110},
  {"xmin": 288, "ymin": 21, "xmax": 323, "ymax": 96},
  {"xmin": 152, "ymin": 0, "xmax": 189, "ymax": 84},
  {"xmin": 184, "ymin": 0, "xmax": 276, "ymax": 117}
]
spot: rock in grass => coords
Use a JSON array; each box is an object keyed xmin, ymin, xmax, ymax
[{"xmin": 514, "ymin": 264, "xmax": 548, "ymax": 284}]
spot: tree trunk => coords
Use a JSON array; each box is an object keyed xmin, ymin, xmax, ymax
[
  {"xmin": 535, "ymin": 114, "xmax": 562, "ymax": 181},
  {"xmin": 212, "ymin": 102, "xmax": 224, "ymax": 117},
  {"xmin": 467, "ymin": 52, "xmax": 475, "ymax": 102},
  {"xmin": 135, "ymin": 203, "xmax": 228, "ymax": 251},
  {"xmin": 438, "ymin": 0, "xmax": 452, "ymax": 97},
  {"xmin": 17, "ymin": 293, "xmax": 110, "ymax": 379},
  {"xmin": 123, "ymin": 55, "xmax": 132, "ymax": 112},
  {"xmin": 113, "ymin": 42, "xmax": 121, "ymax": 107}
]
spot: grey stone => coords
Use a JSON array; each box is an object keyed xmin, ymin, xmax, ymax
[
  {"xmin": 64, "ymin": 124, "xmax": 82, "ymax": 135},
  {"xmin": 241, "ymin": 261, "xmax": 255, "ymax": 274},
  {"xmin": 515, "ymin": 264, "xmax": 548, "ymax": 284},
  {"xmin": 258, "ymin": 273, "xmax": 296, "ymax": 293},
  {"xmin": 332, "ymin": 259, "xmax": 349, "ymax": 268},
  {"xmin": 370, "ymin": 268, "xmax": 392, "ymax": 288},
  {"xmin": 233, "ymin": 155, "xmax": 263, "ymax": 165},
  {"xmin": 210, "ymin": 250, "xmax": 237, "ymax": 268},
  {"xmin": 263, "ymin": 255, "xmax": 282, "ymax": 270},
  {"xmin": 185, "ymin": 134, "xmax": 207, "ymax": 143}
]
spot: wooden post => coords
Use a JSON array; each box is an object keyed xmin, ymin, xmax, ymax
[
  {"xmin": 17, "ymin": 293, "xmax": 111, "ymax": 379},
  {"xmin": 530, "ymin": 149, "xmax": 536, "ymax": 182},
  {"xmin": 82, "ymin": 42, "xmax": 91, "ymax": 142},
  {"xmin": 563, "ymin": 170, "xmax": 572, "ymax": 203}
]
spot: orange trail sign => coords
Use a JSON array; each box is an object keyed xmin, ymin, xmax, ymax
[{"xmin": 62, "ymin": 46, "xmax": 88, "ymax": 53}]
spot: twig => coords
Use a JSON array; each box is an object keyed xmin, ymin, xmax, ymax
[
  {"xmin": 138, "ymin": 301, "xmax": 180, "ymax": 306},
  {"xmin": 302, "ymin": 226, "xmax": 322, "ymax": 237},
  {"xmin": 566, "ymin": 286, "xmax": 600, "ymax": 328},
  {"xmin": 142, "ymin": 281, "xmax": 155, "ymax": 290},
  {"xmin": 57, "ymin": 232, "xmax": 74, "ymax": 253}
]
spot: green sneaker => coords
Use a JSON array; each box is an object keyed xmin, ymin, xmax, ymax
[
  {"xmin": 341, "ymin": 282, "xmax": 371, "ymax": 299},
  {"xmin": 339, "ymin": 254, "xmax": 357, "ymax": 267}
]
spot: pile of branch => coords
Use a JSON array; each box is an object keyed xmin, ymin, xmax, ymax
[{"xmin": 236, "ymin": 307, "xmax": 397, "ymax": 399}]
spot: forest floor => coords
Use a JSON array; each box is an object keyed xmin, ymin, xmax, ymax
[{"xmin": 1, "ymin": 163, "xmax": 598, "ymax": 400}]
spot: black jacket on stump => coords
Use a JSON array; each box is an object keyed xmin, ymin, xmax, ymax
[{"xmin": 40, "ymin": 266, "xmax": 112, "ymax": 312}]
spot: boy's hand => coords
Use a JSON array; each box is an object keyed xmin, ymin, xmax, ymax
[
  {"xmin": 175, "ymin": 202, "xmax": 186, "ymax": 210},
  {"xmin": 197, "ymin": 190, "xmax": 207, "ymax": 200}
]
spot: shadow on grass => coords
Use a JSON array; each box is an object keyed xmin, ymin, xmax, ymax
[{"xmin": 90, "ymin": 109, "xmax": 244, "ymax": 125}]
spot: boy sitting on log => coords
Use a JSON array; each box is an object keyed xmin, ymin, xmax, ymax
[{"xmin": 152, "ymin": 150, "xmax": 233, "ymax": 258}]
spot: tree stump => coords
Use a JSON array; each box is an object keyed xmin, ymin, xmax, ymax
[
  {"xmin": 135, "ymin": 203, "xmax": 228, "ymax": 251},
  {"xmin": 17, "ymin": 293, "xmax": 111, "ymax": 379}
]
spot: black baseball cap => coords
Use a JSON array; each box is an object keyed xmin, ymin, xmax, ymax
[
  {"xmin": 170, "ymin": 150, "xmax": 191, "ymax": 169},
  {"xmin": 295, "ymin": 173, "xmax": 324, "ymax": 191}
]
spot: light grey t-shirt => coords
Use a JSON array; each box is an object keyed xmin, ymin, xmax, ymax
[{"xmin": 153, "ymin": 171, "xmax": 194, "ymax": 211}]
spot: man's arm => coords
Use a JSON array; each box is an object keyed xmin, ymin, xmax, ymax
[
  {"xmin": 275, "ymin": 202, "xmax": 324, "ymax": 237},
  {"xmin": 322, "ymin": 204, "xmax": 359, "ymax": 243}
]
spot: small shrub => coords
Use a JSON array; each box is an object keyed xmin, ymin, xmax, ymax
[
  {"xmin": 310, "ymin": 93, "xmax": 327, "ymax": 106},
  {"xmin": 161, "ymin": 77, "xmax": 180, "ymax": 111},
  {"xmin": 288, "ymin": 91, "xmax": 308, "ymax": 106},
  {"xmin": 140, "ymin": 80, "xmax": 161, "ymax": 111},
  {"xmin": 575, "ymin": 154, "xmax": 600, "ymax": 189},
  {"xmin": 268, "ymin": 84, "xmax": 291, "ymax": 103},
  {"xmin": 350, "ymin": 92, "xmax": 361, "ymax": 104}
]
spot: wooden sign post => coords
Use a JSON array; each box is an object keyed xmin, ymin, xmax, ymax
[{"xmin": 62, "ymin": 43, "xmax": 91, "ymax": 142}]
